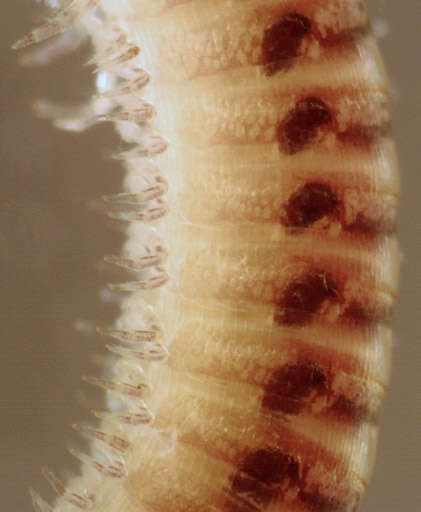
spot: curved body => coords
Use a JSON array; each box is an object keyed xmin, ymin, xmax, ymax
[{"xmin": 15, "ymin": 1, "xmax": 399, "ymax": 511}]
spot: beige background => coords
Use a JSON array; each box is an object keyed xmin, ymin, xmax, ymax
[{"xmin": 1, "ymin": 1, "xmax": 420, "ymax": 511}]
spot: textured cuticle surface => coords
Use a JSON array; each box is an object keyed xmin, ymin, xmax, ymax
[{"xmin": 12, "ymin": 1, "xmax": 399, "ymax": 511}]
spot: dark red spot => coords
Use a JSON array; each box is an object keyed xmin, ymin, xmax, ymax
[
  {"xmin": 274, "ymin": 272, "xmax": 337, "ymax": 326},
  {"xmin": 231, "ymin": 449, "xmax": 299, "ymax": 507},
  {"xmin": 277, "ymin": 97, "xmax": 332, "ymax": 154},
  {"xmin": 262, "ymin": 361, "xmax": 328, "ymax": 415},
  {"xmin": 283, "ymin": 182, "xmax": 339, "ymax": 228},
  {"xmin": 241, "ymin": 449, "xmax": 299, "ymax": 485},
  {"xmin": 261, "ymin": 13, "xmax": 311, "ymax": 76}
]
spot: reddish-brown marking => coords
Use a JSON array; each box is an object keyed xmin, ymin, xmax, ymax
[
  {"xmin": 342, "ymin": 300, "xmax": 380, "ymax": 326},
  {"xmin": 282, "ymin": 182, "xmax": 339, "ymax": 228},
  {"xmin": 280, "ymin": 180, "xmax": 395, "ymax": 238},
  {"xmin": 230, "ymin": 449, "xmax": 299, "ymax": 508},
  {"xmin": 277, "ymin": 97, "xmax": 332, "ymax": 154},
  {"xmin": 274, "ymin": 271, "xmax": 337, "ymax": 326},
  {"xmin": 254, "ymin": 2, "xmax": 369, "ymax": 60},
  {"xmin": 261, "ymin": 358, "xmax": 377, "ymax": 423},
  {"xmin": 261, "ymin": 12, "xmax": 311, "ymax": 76},
  {"xmin": 262, "ymin": 361, "xmax": 328, "ymax": 415},
  {"xmin": 237, "ymin": 449, "xmax": 299, "ymax": 486},
  {"xmin": 175, "ymin": 413, "xmax": 358, "ymax": 510},
  {"xmin": 228, "ymin": 446, "xmax": 349, "ymax": 512}
]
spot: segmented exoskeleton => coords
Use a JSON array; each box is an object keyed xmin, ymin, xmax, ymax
[{"xmin": 14, "ymin": 1, "xmax": 399, "ymax": 511}]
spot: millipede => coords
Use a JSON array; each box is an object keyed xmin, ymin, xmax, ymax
[{"xmin": 13, "ymin": 1, "xmax": 399, "ymax": 511}]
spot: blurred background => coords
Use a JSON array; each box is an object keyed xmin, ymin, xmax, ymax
[{"xmin": 0, "ymin": 1, "xmax": 420, "ymax": 511}]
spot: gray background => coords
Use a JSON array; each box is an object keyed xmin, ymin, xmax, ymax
[{"xmin": 1, "ymin": 1, "xmax": 420, "ymax": 511}]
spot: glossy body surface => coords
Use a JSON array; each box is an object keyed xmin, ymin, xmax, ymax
[{"xmin": 12, "ymin": 1, "xmax": 399, "ymax": 512}]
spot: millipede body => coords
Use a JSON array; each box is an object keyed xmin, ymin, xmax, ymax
[{"xmin": 14, "ymin": 1, "xmax": 399, "ymax": 511}]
